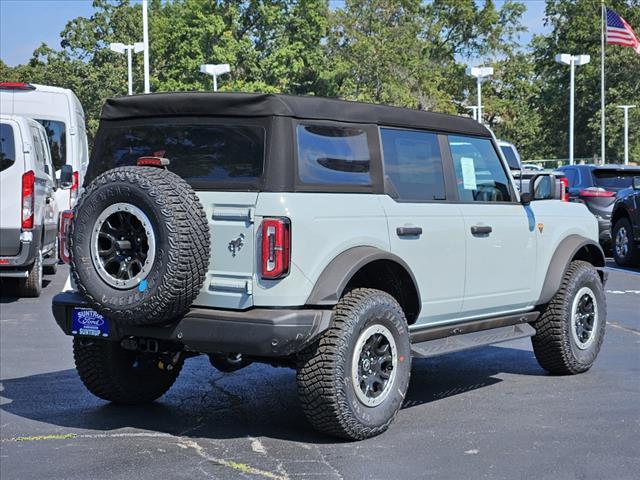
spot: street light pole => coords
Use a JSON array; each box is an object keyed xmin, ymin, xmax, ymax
[
  {"xmin": 126, "ymin": 46, "xmax": 133, "ymax": 96},
  {"xmin": 555, "ymin": 54, "xmax": 590, "ymax": 165},
  {"xmin": 618, "ymin": 105, "xmax": 636, "ymax": 165},
  {"xmin": 466, "ymin": 66, "xmax": 493, "ymax": 125},
  {"xmin": 199, "ymin": 64, "xmax": 231, "ymax": 92},
  {"xmin": 110, "ymin": 42, "xmax": 145, "ymax": 95},
  {"xmin": 142, "ymin": 0, "xmax": 150, "ymax": 94},
  {"xmin": 466, "ymin": 106, "xmax": 479, "ymax": 121}
]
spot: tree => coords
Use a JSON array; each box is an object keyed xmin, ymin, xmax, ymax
[{"xmin": 532, "ymin": 0, "xmax": 640, "ymax": 162}]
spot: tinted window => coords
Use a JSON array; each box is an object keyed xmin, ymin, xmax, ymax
[
  {"xmin": 297, "ymin": 124, "xmax": 371, "ymax": 185},
  {"xmin": 563, "ymin": 168, "xmax": 578, "ymax": 186},
  {"xmin": 92, "ymin": 124, "xmax": 264, "ymax": 186},
  {"xmin": 0, "ymin": 123, "xmax": 16, "ymax": 172},
  {"xmin": 448, "ymin": 136, "xmax": 512, "ymax": 202},
  {"xmin": 500, "ymin": 145, "xmax": 520, "ymax": 170},
  {"xmin": 381, "ymin": 128, "xmax": 445, "ymax": 201},
  {"xmin": 593, "ymin": 170, "xmax": 639, "ymax": 190},
  {"xmin": 36, "ymin": 119, "xmax": 66, "ymax": 170}
]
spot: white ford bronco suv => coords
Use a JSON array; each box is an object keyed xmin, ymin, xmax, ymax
[{"xmin": 52, "ymin": 93, "xmax": 607, "ymax": 440}]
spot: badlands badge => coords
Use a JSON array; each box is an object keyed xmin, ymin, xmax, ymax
[{"xmin": 537, "ymin": 223, "xmax": 544, "ymax": 234}]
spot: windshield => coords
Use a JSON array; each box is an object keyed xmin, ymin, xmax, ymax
[
  {"xmin": 88, "ymin": 122, "xmax": 265, "ymax": 189},
  {"xmin": 593, "ymin": 170, "xmax": 639, "ymax": 190},
  {"xmin": 35, "ymin": 119, "xmax": 66, "ymax": 170},
  {"xmin": 500, "ymin": 145, "xmax": 520, "ymax": 170}
]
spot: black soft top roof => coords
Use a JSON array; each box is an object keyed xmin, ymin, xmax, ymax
[{"xmin": 100, "ymin": 92, "xmax": 491, "ymax": 137}]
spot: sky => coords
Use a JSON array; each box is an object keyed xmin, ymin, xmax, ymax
[{"xmin": 0, "ymin": 0, "xmax": 550, "ymax": 67}]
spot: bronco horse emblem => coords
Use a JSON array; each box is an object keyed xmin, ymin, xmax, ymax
[{"xmin": 228, "ymin": 233, "xmax": 245, "ymax": 257}]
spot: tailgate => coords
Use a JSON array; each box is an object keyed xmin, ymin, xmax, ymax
[{"xmin": 193, "ymin": 191, "xmax": 258, "ymax": 309}]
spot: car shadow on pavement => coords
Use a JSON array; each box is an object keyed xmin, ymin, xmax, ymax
[
  {"xmin": 0, "ymin": 279, "xmax": 54, "ymax": 303},
  {"xmin": 0, "ymin": 345, "xmax": 544, "ymax": 444}
]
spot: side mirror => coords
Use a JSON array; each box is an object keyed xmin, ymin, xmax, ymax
[
  {"xmin": 59, "ymin": 164, "xmax": 73, "ymax": 190},
  {"xmin": 633, "ymin": 176, "xmax": 640, "ymax": 190},
  {"xmin": 520, "ymin": 192, "xmax": 532, "ymax": 206},
  {"xmin": 529, "ymin": 173, "xmax": 558, "ymax": 200}
]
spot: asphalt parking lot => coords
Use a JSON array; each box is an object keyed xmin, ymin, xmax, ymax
[{"xmin": 1, "ymin": 264, "xmax": 639, "ymax": 480}]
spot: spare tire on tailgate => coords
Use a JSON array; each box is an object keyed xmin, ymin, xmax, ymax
[{"xmin": 70, "ymin": 166, "xmax": 210, "ymax": 325}]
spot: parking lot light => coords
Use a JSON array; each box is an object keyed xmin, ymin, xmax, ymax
[
  {"xmin": 617, "ymin": 105, "xmax": 636, "ymax": 165},
  {"xmin": 199, "ymin": 64, "xmax": 231, "ymax": 92},
  {"xmin": 466, "ymin": 66, "xmax": 493, "ymax": 125},
  {"xmin": 110, "ymin": 42, "xmax": 145, "ymax": 95},
  {"xmin": 555, "ymin": 54, "xmax": 591, "ymax": 165}
]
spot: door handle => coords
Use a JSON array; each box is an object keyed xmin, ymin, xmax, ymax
[
  {"xmin": 470, "ymin": 225, "xmax": 492, "ymax": 235},
  {"xmin": 396, "ymin": 226, "xmax": 423, "ymax": 237}
]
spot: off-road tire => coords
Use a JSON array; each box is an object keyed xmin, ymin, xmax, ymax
[
  {"xmin": 70, "ymin": 167, "xmax": 210, "ymax": 326},
  {"xmin": 612, "ymin": 217, "xmax": 640, "ymax": 267},
  {"xmin": 73, "ymin": 337, "xmax": 182, "ymax": 404},
  {"xmin": 17, "ymin": 250, "xmax": 43, "ymax": 297},
  {"xmin": 532, "ymin": 260, "xmax": 606, "ymax": 375},
  {"xmin": 296, "ymin": 288, "xmax": 411, "ymax": 440}
]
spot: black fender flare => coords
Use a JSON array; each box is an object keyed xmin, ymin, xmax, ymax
[
  {"xmin": 537, "ymin": 234, "xmax": 606, "ymax": 305},
  {"xmin": 305, "ymin": 246, "xmax": 421, "ymax": 308}
]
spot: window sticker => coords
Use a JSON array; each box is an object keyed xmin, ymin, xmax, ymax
[{"xmin": 460, "ymin": 157, "xmax": 477, "ymax": 190}]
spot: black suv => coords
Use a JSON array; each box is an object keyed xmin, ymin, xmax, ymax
[
  {"xmin": 611, "ymin": 176, "xmax": 640, "ymax": 267},
  {"xmin": 555, "ymin": 164, "xmax": 640, "ymax": 248}
]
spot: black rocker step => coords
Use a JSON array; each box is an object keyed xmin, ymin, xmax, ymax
[{"xmin": 411, "ymin": 323, "xmax": 536, "ymax": 358}]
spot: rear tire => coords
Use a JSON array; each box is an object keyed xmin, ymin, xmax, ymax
[
  {"xmin": 532, "ymin": 260, "xmax": 606, "ymax": 375},
  {"xmin": 73, "ymin": 338, "xmax": 182, "ymax": 404},
  {"xmin": 612, "ymin": 217, "xmax": 640, "ymax": 267},
  {"xmin": 297, "ymin": 288, "xmax": 411, "ymax": 440},
  {"xmin": 17, "ymin": 251, "xmax": 43, "ymax": 297}
]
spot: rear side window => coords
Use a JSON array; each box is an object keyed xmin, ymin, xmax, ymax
[
  {"xmin": 91, "ymin": 123, "xmax": 265, "ymax": 188},
  {"xmin": 500, "ymin": 145, "xmax": 520, "ymax": 170},
  {"xmin": 297, "ymin": 124, "xmax": 371, "ymax": 185},
  {"xmin": 35, "ymin": 120, "xmax": 66, "ymax": 170},
  {"xmin": 448, "ymin": 135, "xmax": 512, "ymax": 202},
  {"xmin": 593, "ymin": 170, "xmax": 639, "ymax": 190},
  {"xmin": 0, "ymin": 123, "xmax": 16, "ymax": 172},
  {"xmin": 381, "ymin": 128, "xmax": 446, "ymax": 201},
  {"xmin": 30, "ymin": 127, "xmax": 46, "ymax": 168}
]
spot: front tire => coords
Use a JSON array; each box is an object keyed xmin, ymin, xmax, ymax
[
  {"xmin": 296, "ymin": 288, "xmax": 411, "ymax": 440},
  {"xmin": 612, "ymin": 217, "xmax": 640, "ymax": 267},
  {"xmin": 532, "ymin": 261, "xmax": 606, "ymax": 375},
  {"xmin": 73, "ymin": 338, "xmax": 182, "ymax": 404}
]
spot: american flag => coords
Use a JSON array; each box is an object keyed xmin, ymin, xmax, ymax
[{"xmin": 606, "ymin": 7, "xmax": 640, "ymax": 55}]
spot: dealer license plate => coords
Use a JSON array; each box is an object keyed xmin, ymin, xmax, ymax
[{"xmin": 71, "ymin": 308, "xmax": 110, "ymax": 338}]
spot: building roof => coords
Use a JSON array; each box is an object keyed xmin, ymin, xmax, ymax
[{"xmin": 100, "ymin": 92, "xmax": 491, "ymax": 137}]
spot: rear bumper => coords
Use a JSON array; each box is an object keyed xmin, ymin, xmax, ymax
[
  {"xmin": 0, "ymin": 236, "xmax": 39, "ymax": 276},
  {"xmin": 52, "ymin": 291, "xmax": 333, "ymax": 357}
]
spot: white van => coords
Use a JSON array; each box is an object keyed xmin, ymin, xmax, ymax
[
  {"xmin": 0, "ymin": 115, "xmax": 70, "ymax": 296},
  {"xmin": 0, "ymin": 82, "xmax": 89, "ymax": 210}
]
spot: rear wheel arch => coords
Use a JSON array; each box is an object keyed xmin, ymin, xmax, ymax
[
  {"xmin": 305, "ymin": 247, "xmax": 421, "ymax": 324},
  {"xmin": 537, "ymin": 235, "xmax": 605, "ymax": 306}
]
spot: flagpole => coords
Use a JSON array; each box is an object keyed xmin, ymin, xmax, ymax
[{"xmin": 601, "ymin": 1, "xmax": 606, "ymax": 165}]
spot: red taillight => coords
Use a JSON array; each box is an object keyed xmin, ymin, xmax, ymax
[
  {"xmin": 579, "ymin": 187, "xmax": 615, "ymax": 198},
  {"xmin": 137, "ymin": 156, "xmax": 170, "ymax": 167},
  {"xmin": 559, "ymin": 176, "xmax": 569, "ymax": 202},
  {"xmin": 0, "ymin": 81, "xmax": 35, "ymax": 90},
  {"xmin": 69, "ymin": 171, "xmax": 79, "ymax": 208},
  {"xmin": 261, "ymin": 218, "xmax": 291, "ymax": 279},
  {"xmin": 59, "ymin": 210, "xmax": 73, "ymax": 264},
  {"xmin": 21, "ymin": 171, "xmax": 35, "ymax": 229}
]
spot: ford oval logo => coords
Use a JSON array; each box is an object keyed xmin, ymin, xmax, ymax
[{"xmin": 79, "ymin": 317, "xmax": 105, "ymax": 327}]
